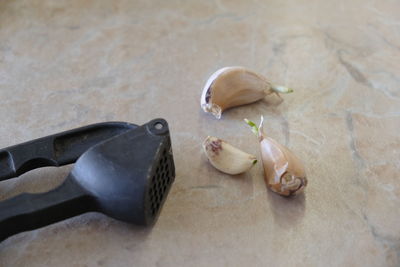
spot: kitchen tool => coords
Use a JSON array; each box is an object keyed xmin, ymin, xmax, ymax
[
  {"xmin": 0, "ymin": 119, "xmax": 175, "ymax": 242},
  {"xmin": 0, "ymin": 121, "xmax": 138, "ymax": 181}
]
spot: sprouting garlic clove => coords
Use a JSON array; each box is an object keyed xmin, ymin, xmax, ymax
[
  {"xmin": 202, "ymin": 136, "xmax": 257, "ymax": 175},
  {"xmin": 245, "ymin": 116, "xmax": 307, "ymax": 196},
  {"xmin": 200, "ymin": 66, "xmax": 293, "ymax": 119}
]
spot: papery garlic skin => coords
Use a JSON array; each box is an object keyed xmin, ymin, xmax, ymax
[
  {"xmin": 201, "ymin": 67, "xmax": 293, "ymax": 119},
  {"xmin": 246, "ymin": 117, "xmax": 307, "ymax": 196},
  {"xmin": 260, "ymin": 136, "xmax": 307, "ymax": 196},
  {"xmin": 203, "ymin": 136, "xmax": 257, "ymax": 175}
]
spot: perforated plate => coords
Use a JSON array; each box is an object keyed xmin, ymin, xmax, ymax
[{"xmin": 148, "ymin": 147, "xmax": 173, "ymax": 217}]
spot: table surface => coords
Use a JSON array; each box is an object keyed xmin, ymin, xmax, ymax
[{"xmin": 0, "ymin": 0, "xmax": 399, "ymax": 266}]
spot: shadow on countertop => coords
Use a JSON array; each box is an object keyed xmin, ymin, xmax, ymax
[{"xmin": 266, "ymin": 189, "xmax": 306, "ymax": 227}]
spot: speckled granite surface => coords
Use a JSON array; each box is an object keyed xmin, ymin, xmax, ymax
[{"xmin": 0, "ymin": 0, "xmax": 399, "ymax": 266}]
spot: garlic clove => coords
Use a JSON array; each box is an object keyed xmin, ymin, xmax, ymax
[
  {"xmin": 245, "ymin": 116, "xmax": 307, "ymax": 196},
  {"xmin": 202, "ymin": 136, "xmax": 257, "ymax": 175},
  {"xmin": 201, "ymin": 66, "xmax": 293, "ymax": 119}
]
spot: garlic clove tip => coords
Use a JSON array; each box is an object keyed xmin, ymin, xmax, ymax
[{"xmin": 271, "ymin": 85, "xmax": 294, "ymax": 94}]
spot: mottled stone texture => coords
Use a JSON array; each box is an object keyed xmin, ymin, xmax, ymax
[{"xmin": 0, "ymin": 0, "xmax": 399, "ymax": 266}]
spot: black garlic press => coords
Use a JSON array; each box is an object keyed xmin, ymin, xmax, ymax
[{"xmin": 0, "ymin": 119, "xmax": 175, "ymax": 242}]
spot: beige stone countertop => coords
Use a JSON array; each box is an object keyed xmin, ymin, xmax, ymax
[{"xmin": 0, "ymin": 0, "xmax": 399, "ymax": 266}]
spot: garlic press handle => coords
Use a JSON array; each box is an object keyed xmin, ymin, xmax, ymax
[{"xmin": 0, "ymin": 122, "xmax": 137, "ymax": 181}]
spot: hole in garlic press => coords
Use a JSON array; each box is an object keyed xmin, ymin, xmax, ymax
[{"xmin": 154, "ymin": 122, "xmax": 163, "ymax": 130}]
